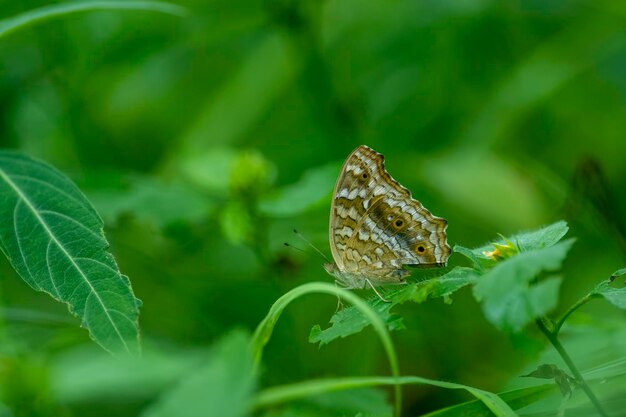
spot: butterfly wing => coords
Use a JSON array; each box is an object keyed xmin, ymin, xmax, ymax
[
  {"xmin": 329, "ymin": 145, "xmax": 450, "ymax": 284},
  {"xmin": 329, "ymin": 146, "xmax": 369, "ymax": 273}
]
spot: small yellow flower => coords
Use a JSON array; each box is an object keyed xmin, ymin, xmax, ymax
[{"xmin": 483, "ymin": 235, "xmax": 519, "ymax": 261}]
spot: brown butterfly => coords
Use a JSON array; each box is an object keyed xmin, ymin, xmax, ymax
[{"xmin": 324, "ymin": 145, "xmax": 450, "ymax": 301}]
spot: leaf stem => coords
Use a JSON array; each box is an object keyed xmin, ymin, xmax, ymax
[
  {"xmin": 554, "ymin": 294, "xmax": 593, "ymax": 334},
  {"xmin": 250, "ymin": 282, "xmax": 402, "ymax": 417},
  {"xmin": 535, "ymin": 318, "xmax": 608, "ymax": 417}
]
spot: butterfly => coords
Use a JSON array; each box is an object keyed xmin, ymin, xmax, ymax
[{"xmin": 324, "ymin": 145, "xmax": 450, "ymax": 301}]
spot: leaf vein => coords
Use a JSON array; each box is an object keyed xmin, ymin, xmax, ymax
[
  {"xmin": 12, "ymin": 199, "xmax": 37, "ymax": 289},
  {"xmin": 74, "ymin": 257, "xmax": 124, "ymax": 281},
  {"xmin": 39, "ymin": 210, "xmax": 103, "ymax": 242},
  {"xmin": 9, "ymin": 174, "xmax": 100, "ymax": 224},
  {"xmin": 45, "ymin": 240, "xmax": 61, "ymax": 298}
]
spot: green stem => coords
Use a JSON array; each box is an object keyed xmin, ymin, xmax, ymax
[
  {"xmin": 250, "ymin": 282, "xmax": 402, "ymax": 417},
  {"xmin": 554, "ymin": 294, "xmax": 593, "ymax": 334},
  {"xmin": 0, "ymin": 1, "xmax": 188, "ymax": 40},
  {"xmin": 536, "ymin": 319, "xmax": 609, "ymax": 417},
  {"xmin": 252, "ymin": 376, "xmax": 517, "ymax": 416}
]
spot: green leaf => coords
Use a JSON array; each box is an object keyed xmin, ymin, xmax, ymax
[
  {"xmin": 258, "ymin": 163, "xmax": 339, "ymax": 217},
  {"xmin": 453, "ymin": 245, "xmax": 486, "ymax": 271},
  {"xmin": 419, "ymin": 385, "xmax": 554, "ymax": 417},
  {"xmin": 142, "ymin": 331, "xmax": 255, "ymax": 417},
  {"xmin": 309, "ymin": 301, "xmax": 403, "ymax": 347},
  {"xmin": 472, "ymin": 221, "xmax": 569, "ymax": 258},
  {"xmin": 310, "ymin": 267, "xmax": 477, "ymax": 346},
  {"xmin": 522, "ymin": 364, "xmax": 575, "ymax": 397},
  {"xmin": 0, "ymin": 151, "xmax": 140, "ymax": 355},
  {"xmin": 591, "ymin": 266, "xmax": 626, "ymax": 310},
  {"xmin": 396, "ymin": 267, "xmax": 479, "ymax": 302},
  {"xmin": 0, "ymin": 1, "xmax": 187, "ymax": 40},
  {"xmin": 591, "ymin": 280, "xmax": 626, "ymax": 309},
  {"xmin": 512, "ymin": 220, "xmax": 570, "ymax": 250},
  {"xmin": 473, "ymin": 239, "xmax": 574, "ymax": 331}
]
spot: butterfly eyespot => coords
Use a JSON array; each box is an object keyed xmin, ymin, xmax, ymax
[
  {"xmin": 395, "ymin": 219, "xmax": 403, "ymax": 227},
  {"xmin": 361, "ymin": 173, "xmax": 369, "ymax": 179},
  {"xmin": 417, "ymin": 246, "xmax": 425, "ymax": 253}
]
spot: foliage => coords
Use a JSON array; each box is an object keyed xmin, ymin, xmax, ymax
[
  {"xmin": 308, "ymin": 221, "xmax": 626, "ymax": 415},
  {"xmin": 310, "ymin": 222, "xmax": 576, "ymax": 342},
  {"xmin": 309, "ymin": 267, "xmax": 477, "ymax": 346},
  {"xmin": 0, "ymin": 0, "xmax": 625, "ymax": 416}
]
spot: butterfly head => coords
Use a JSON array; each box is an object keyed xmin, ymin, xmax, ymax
[
  {"xmin": 323, "ymin": 262, "xmax": 368, "ymax": 289},
  {"xmin": 323, "ymin": 262, "xmax": 339, "ymax": 276}
]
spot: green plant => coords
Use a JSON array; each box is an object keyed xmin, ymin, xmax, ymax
[
  {"xmin": 310, "ymin": 221, "xmax": 626, "ymax": 416},
  {"xmin": 1, "ymin": 1, "xmax": 625, "ymax": 416},
  {"xmin": 2, "ymin": 150, "xmax": 624, "ymax": 416}
]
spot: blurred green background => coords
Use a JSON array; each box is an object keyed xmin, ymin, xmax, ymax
[{"xmin": 0, "ymin": 0, "xmax": 625, "ymax": 416}]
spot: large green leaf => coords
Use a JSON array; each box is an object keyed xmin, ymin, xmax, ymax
[{"xmin": 0, "ymin": 151, "xmax": 140, "ymax": 355}]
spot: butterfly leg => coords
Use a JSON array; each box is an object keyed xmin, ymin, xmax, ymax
[
  {"xmin": 365, "ymin": 278, "xmax": 391, "ymax": 303},
  {"xmin": 334, "ymin": 280, "xmax": 345, "ymax": 311}
]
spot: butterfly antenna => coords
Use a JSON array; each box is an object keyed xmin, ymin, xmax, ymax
[
  {"xmin": 293, "ymin": 229, "xmax": 332, "ymax": 263},
  {"xmin": 283, "ymin": 242, "xmax": 307, "ymax": 254}
]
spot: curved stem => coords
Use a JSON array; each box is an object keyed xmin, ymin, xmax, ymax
[
  {"xmin": 554, "ymin": 294, "xmax": 594, "ymax": 334},
  {"xmin": 252, "ymin": 376, "xmax": 517, "ymax": 417},
  {"xmin": 250, "ymin": 282, "xmax": 402, "ymax": 417},
  {"xmin": 536, "ymin": 319, "xmax": 609, "ymax": 417},
  {"xmin": 0, "ymin": 1, "xmax": 187, "ymax": 40}
]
